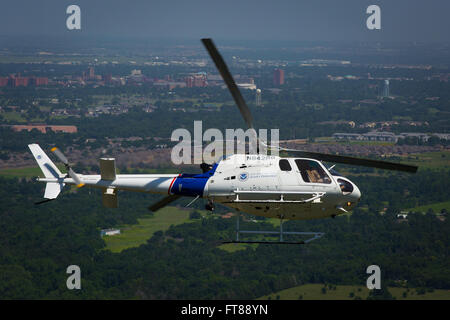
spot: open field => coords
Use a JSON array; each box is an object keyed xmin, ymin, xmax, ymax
[
  {"xmin": 341, "ymin": 150, "xmax": 450, "ymax": 177},
  {"xmin": 104, "ymin": 206, "xmax": 205, "ymax": 253},
  {"xmin": 2, "ymin": 112, "xmax": 27, "ymax": 123},
  {"xmin": 405, "ymin": 201, "xmax": 450, "ymax": 214},
  {"xmin": 218, "ymin": 242, "xmax": 258, "ymax": 253},
  {"xmin": 402, "ymin": 151, "xmax": 450, "ymax": 170},
  {"xmin": 0, "ymin": 166, "xmax": 66, "ymax": 178},
  {"xmin": 257, "ymin": 283, "xmax": 450, "ymax": 300}
]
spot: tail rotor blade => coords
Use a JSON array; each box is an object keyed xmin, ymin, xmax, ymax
[
  {"xmin": 50, "ymin": 147, "xmax": 85, "ymax": 187},
  {"xmin": 50, "ymin": 147, "xmax": 69, "ymax": 165},
  {"xmin": 68, "ymin": 168, "xmax": 84, "ymax": 188}
]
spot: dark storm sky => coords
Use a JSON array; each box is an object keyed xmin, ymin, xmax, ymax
[{"xmin": 1, "ymin": 0, "xmax": 449, "ymax": 42}]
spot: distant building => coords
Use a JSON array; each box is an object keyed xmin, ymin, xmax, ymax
[
  {"xmin": 255, "ymin": 88, "xmax": 262, "ymax": 106},
  {"xmin": 383, "ymin": 79, "xmax": 390, "ymax": 97},
  {"xmin": 88, "ymin": 67, "xmax": 95, "ymax": 79},
  {"xmin": 397, "ymin": 132, "xmax": 431, "ymax": 142},
  {"xmin": 10, "ymin": 75, "xmax": 29, "ymax": 87},
  {"xmin": 0, "ymin": 77, "xmax": 8, "ymax": 87},
  {"xmin": 333, "ymin": 131, "xmax": 450, "ymax": 143},
  {"xmin": 333, "ymin": 131, "xmax": 398, "ymax": 142},
  {"xmin": 185, "ymin": 73, "xmax": 207, "ymax": 88},
  {"xmin": 100, "ymin": 228, "xmax": 121, "ymax": 237},
  {"xmin": 221, "ymin": 213, "xmax": 234, "ymax": 219},
  {"xmin": 273, "ymin": 69, "xmax": 284, "ymax": 86},
  {"xmin": 236, "ymin": 83, "xmax": 256, "ymax": 90},
  {"xmin": 131, "ymin": 69, "xmax": 142, "ymax": 76},
  {"xmin": 32, "ymin": 77, "xmax": 49, "ymax": 86},
  {"xmin": 0, "ymin": 75, "xmax": 48, "ymax": 87},
  {"xmin": 104, "ymin": 74, "xmax": 113, "ymax": 84},
  {"xmin": 10, "ymin": 124, "xmax": 78, "ymax": 134}
]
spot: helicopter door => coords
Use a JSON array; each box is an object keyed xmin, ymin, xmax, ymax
[{"xmin": 278, "ymin": 159, "xmax": 299, "ymax": 186}]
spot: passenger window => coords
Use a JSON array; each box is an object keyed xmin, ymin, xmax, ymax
[
  {"xmin": 279, "ymin": 159, "xmax": 292, "ymax": 171},
  {"xmin": 294, "ymin": 159, "xmax": 331, "ymax": 184}
]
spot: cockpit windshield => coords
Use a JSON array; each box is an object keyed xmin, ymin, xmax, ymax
[
  {"xmin": 329, "ymin": 168, "xmax": 342, "ymax": 176},
  {"xmin": 294, "ymin": 159, "xmax": 332, "ymax": 184}
]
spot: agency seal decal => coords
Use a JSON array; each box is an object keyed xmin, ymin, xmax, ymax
[{"xmin": 239, "ymin": 172, "xmax": 249, "ymax": 182}]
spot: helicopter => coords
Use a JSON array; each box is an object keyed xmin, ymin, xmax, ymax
[{"xmin": 28, "ymin": 38, "xmax": 418, "ymax": 244}]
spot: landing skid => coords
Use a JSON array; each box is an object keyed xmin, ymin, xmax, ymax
[
  {"xmin": 223, "ymin": 214, "xmax": 325, "ymax": 245},
  {"xmin": 223, "ymin": 240, "xmax": 309, "ymax": 245}
]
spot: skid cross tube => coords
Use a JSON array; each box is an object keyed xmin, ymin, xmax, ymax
[{"xmin": 224, "ymin": 213, "xmax": 325, "ymax": 245}]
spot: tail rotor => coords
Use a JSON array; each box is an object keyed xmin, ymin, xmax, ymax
[{"xmin": 50, "ymin": 147, "xmax": 85, "ymax": 187}]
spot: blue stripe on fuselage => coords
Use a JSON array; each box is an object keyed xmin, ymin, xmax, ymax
[{"xmin": 170, "ymin": 163, "xmax": 218, "ymax": 197}]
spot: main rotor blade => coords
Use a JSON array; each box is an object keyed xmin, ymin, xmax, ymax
[
  {"xmin": 201, "ymin": 38, "xmax": 254, "ymax": 129},
  {"xmin": 148, "ymin": 194, "xmax": 182, "ymax": 212},
  {"xmin": 280, "ymin": 149, "xmax": 418, "ymax": 173}
]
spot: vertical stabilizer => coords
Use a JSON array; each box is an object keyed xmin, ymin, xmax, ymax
[{"xmin": 28, "ymin": 144, "xmax": 62, "ymax": 179}]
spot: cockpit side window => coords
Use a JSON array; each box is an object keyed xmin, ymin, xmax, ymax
[
  {"xmin": 279, "ymin": 159, "xmax": 292, "ymax": 171},
  {"xmin": 294, "ymin": 159, "xmax": 332, "ymax": 184},
  {"xmin": 337, "ymin": 178, "xmax": 354, "ymax": 194}
]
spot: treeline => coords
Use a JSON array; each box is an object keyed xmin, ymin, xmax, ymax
[{"xmin": 0, "ymin": 168, "xmax": 449, "ymax": 299}]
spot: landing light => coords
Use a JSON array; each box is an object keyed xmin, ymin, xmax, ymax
[{"xmin": 347, "ymin": 202, "xmax": 352, "ymax": 207}]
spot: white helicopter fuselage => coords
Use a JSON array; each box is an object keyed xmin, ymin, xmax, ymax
[
  {"xmin": 204, "ymin": 154, "xmax": 361, "ymax": 220},
  {"xmin": 30, "ymin": 144, "xmax": 360, "ymax": 221}
]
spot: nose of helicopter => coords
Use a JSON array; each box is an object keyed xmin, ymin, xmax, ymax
[
  {"xmin": 351, "ymin": 183, "xmax": 361, "ymax": 203},
  {"xmin": 339, "ymin": 178, "xmax": 361, "ymax": 210},
  {"xmin": 344, "ymin": 182, "xmax": 361, "ymax": 211}
]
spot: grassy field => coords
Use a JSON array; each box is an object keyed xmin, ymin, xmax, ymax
[
  {"xmin": 2, "ymin": 112, "xmax": 26, "ymax": 122},
  {"xmin": 257, "ymin": 283, "xmax": 450, "ymax": 300},
  {"xmin": 104, "ymin": 206, "xmax": 205, "ymax": 253},
  {"xmin": 0, "ymin": 165, "xmax": 67, "ymax": 178},
  {"xmin": 402, "ymin": 151, "xmax": 450, "ymax": 170},
  {"xmin": 218, "ymin": 242, "xmax": 259, "ymax": 253},
  {"xmin": 0, "ymin": 167, "xmax": 42, "ymax": 178},
  {"xmin": 405, "ymin": 201, "xmax": 450, "ymax": 214}
]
